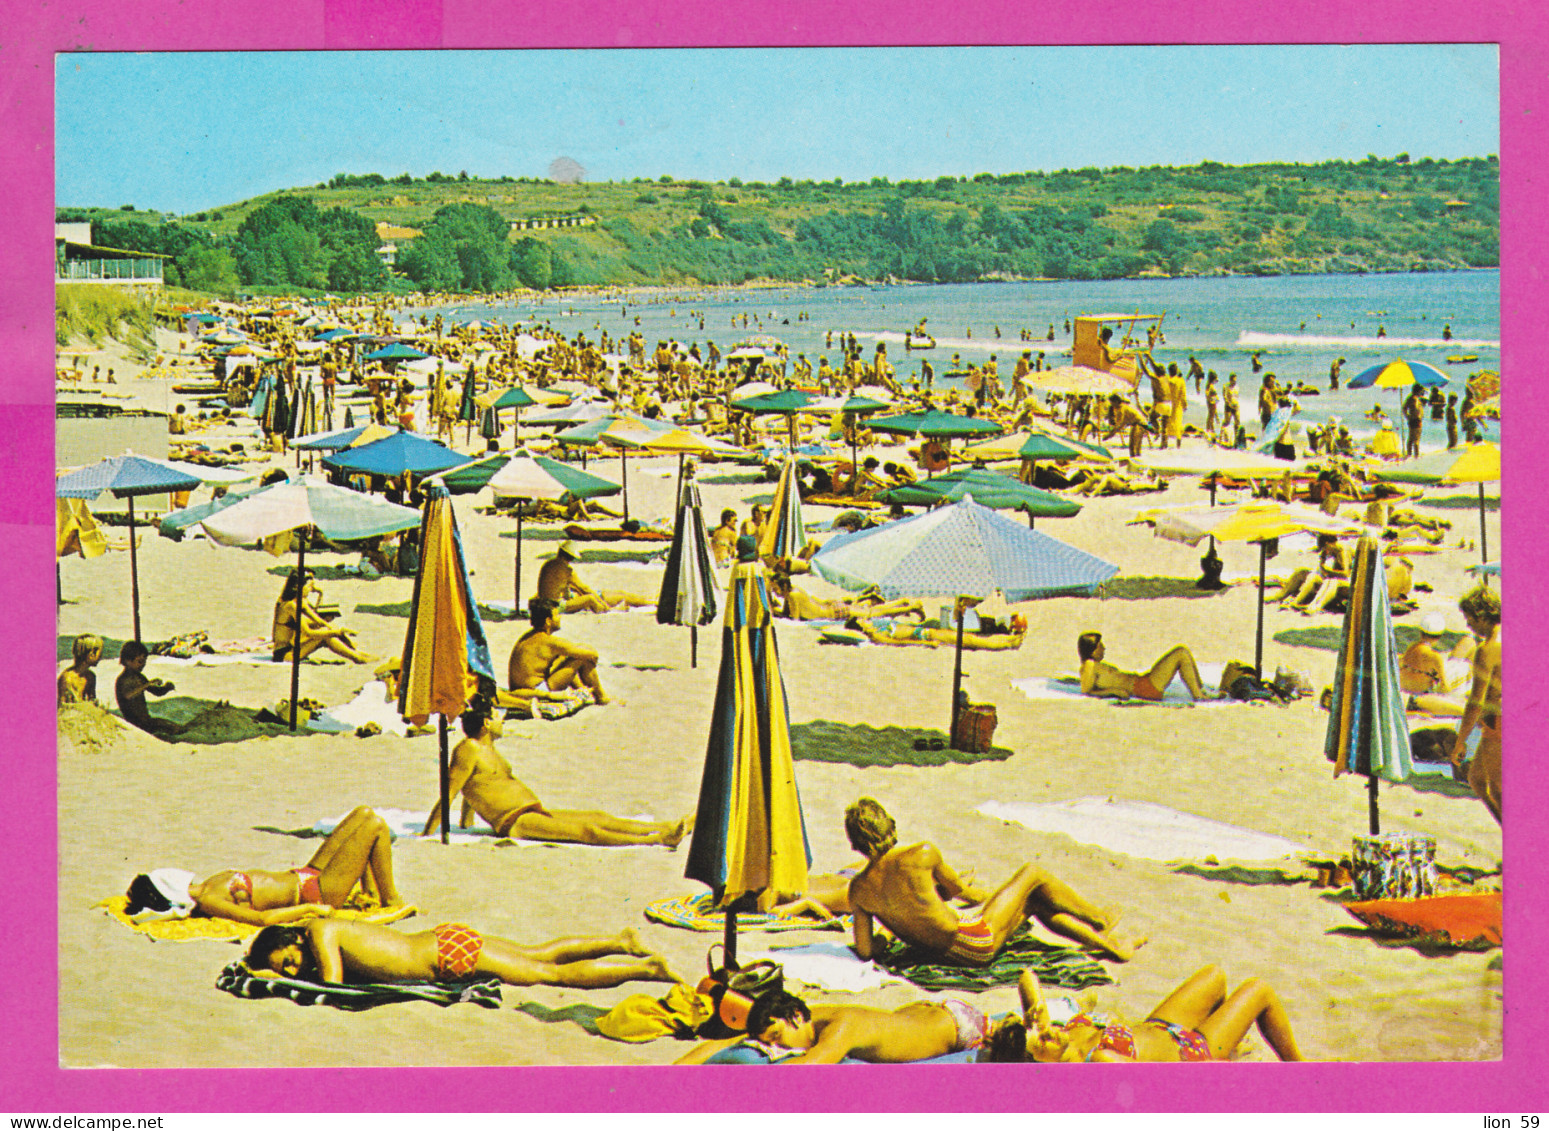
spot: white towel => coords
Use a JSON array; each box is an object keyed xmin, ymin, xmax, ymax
[
  {"xmin": 313, "ymin": 808, "xmax": 666, "ymax": 849},
  {"xmin": 1011, "ymin": 661, "xmax": 1234, "ymax": 706},
  {"xmin": 977, "ymin": 797, "xmax": 1308, "ymax": 862},
  {"xmin": 749, "ymin": 941, "xmax": 905, "ymax": 993},
  {"xmin": 308, "ymin": 681, "xmax": 409, "ymax": 737}
]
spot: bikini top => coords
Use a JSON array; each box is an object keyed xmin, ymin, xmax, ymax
[
  {"xmin": 227, "ymin": 871, "xmax": 255, "ymax": 905},
  {"xmin": 1067, "ymin": 1014, "xmax": 1137, "ymax": 1062}
]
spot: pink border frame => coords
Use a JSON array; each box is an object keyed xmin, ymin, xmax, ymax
[{"xmin": 4, "ymin": 2, "xmax": 1543, "ymax": 1112}]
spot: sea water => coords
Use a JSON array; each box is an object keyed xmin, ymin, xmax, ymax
[{"xmin": 425, "ymin": 269, "xmax": 1500, "ymax": 447}]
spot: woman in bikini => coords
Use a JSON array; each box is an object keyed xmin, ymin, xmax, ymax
[
  {"xmin": 986, "ymin": 965, "xmax": 1303, "ymax": 1062},
  {"xmin": 124, "ymin": 806, "xmax": 402, "ymax": 927},
  {"xmin": 246, "ymin": 917, "xmax": 684, "ymax": 989},
  {"xmin": 272, "ymin": 568, "xmax": 375, "ymax": 665}
]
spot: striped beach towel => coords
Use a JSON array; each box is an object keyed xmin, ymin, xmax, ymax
[
  {"xmin": 644, "ymin": 891, "xmax": 850, "ymax": 934},
  {"xmin": 216, "ymin": 961, "xmax": 503, "ymax": 1011},
  {"xmin": 875, "ymin": 924, "xmax": 1115, "ymax": 992}
]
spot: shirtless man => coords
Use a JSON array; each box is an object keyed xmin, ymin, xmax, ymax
[
  {"xmin": 1400, "ymin": 612, "xmax": 1452, "ymax": 696},
  {"xmin": 1077, "ymin": 631, "xmax": 1218, "ymax": 702},
  {"xmin": 710, "ymin": 508, "xmax": 738, "ymax": 566},
  {"xmin": 420, "ymin": 699, "xmax": 689, "ymax": 846},
  {"xmin": 675, "ymin": 989, "xmax": 992, "ymax": 1065},
  {"xmin": 535, "ymin": 541, "xmax": 652, "ymax": 614},
  {"xmin": 842, "ymin": 797, "xmax": 1138, "ymax": 967},
  {"xmin": 114, "ymin": 640, "xmax": 188, "ymax": 737},
  {"xmin": 1450, "ymin": 586, "xmax": 1501, "ymax": 823},
  {"xmin": 767, "ymin": 573, "xmax": 922, "ymax": 623},
  {"xmin": 850, "ymin": 616, "xmax": 1026, "ymax": 651},
  {"xmin": 509, "ymin": 598, "xmax": 611, "ymax": 705}
]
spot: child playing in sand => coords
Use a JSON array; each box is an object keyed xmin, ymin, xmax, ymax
[
  {"xmin": 58, "ymin": 633, "xmax": 103, "ymax": 706},
  {"xmin": 114, "ymin": 640, "xmax": 188, "ymax": 737},
  {"xmin": 247, "ymin": 918, "xmax": 683, "ymax": 990}
]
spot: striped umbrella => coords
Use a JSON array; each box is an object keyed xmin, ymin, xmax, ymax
[
  {"xmin": 758, "ymin": 457, "xmax": 807, "ymax": 561},
  {"xmin": 399, "ymin": 483, "xmax": 496, "ymax": 843},
  {"xmin": 1324, "ymin": 537, "xmax": 1412, "ymax": 834},
  {"xmin": 1348, "ymin": 358, "xmax": 1451, "ymax": 390},
  {"xmin": 656, "ymin": 468, "xmax": 720, "ymax": 668},
  {"xmin": 483, "ymin": 452, "xmax": 622, "ymax": 608},
  {"xmin": 685, "ymin": 545, "xmax": 811, "ymax": 963},
  {"xmin": 55, "ymin": 453, "xmax": 202, "ymax": 641}
]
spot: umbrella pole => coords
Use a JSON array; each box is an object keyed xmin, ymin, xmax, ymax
[
  {"xmin": 1254, "ymin": 541, "xmax": 1267, "ymax": 676},
  {"xmin": 127, "ymin": 497, "xmax": 142, "ymax": 643},
  {"xmin": 950, "ymin": 605, "xmax": 966, "ymax": 746},
  {"xmin": 621, "ymin": 450, "xmax": 629, "ymax": 524},
  {"xmin": 290, "ymin": 536, "xmax": 307, "ymax": 732},
  {"xmin": 1478, "ymin": 484, "xmax": 1489, "ymax": 569},
  {"xmin": 514, "ymin": 509, "xmax": 524, "ymax": 609},
  {"xmin": 1209, "ymin": 473, "xmax": 1218, "ymax": 508},
  {"xmin": 724, "ymin": 905, "xmax": 739, "ymax": 968},
  {"xmin": 1367, "ymin": 771, "xmax": 1380, "ymax": 835},
  {"xmin": 439, "ymin": 714, "xmax": 452, "ymax": 845},
  {"xmin": 691, "ymin": 623, "xmax": 698, "ymax": 669},
  {"xmin": 850, "ymin": 429, "xmax": 858, "ymax": 495}
]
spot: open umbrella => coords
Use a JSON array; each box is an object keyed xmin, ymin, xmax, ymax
[
  {"xmin": 1324, "ymin": 537, "xmax": 1412, "ymax": 834},
  {"xmin": 1026, "ymin": 365, "xmax": 1135, "ymax": 396},
  {"xmin": 553, "ymin": 412, "xmax": 675, "ymax": 522},
  {"xmin": 866, "ymin": 408, "xmax": 1004, "ymax": 440},
  {"xmin": 399, "ymin": 483, "xmax": 497, "ymax": 844},
  {"xmin": 484, "ymin": 451, "xmax": 622, "ymax": 607},
  {"xmin": 198, "ymin": 475, "xmax": 421, "ymax": 729},
  {"xmin": 1349, "ymin": 358, "xmax": 1451, "ymax": 390},
  {"xmin": 962, "ymin": 428, "xmax": 1112, "ymax": 463},
  {"xmin": 876, "ymin": 467, "xmax": 1080, "ymax": 525},
  {"xmin": 838, "ymin": 393, "xmax": 891, "ymax": 489},
  {"xmin": 55, "ymin": 453, "xmax": 202, "ymax": 641},
  {"xmin": 1136, "ymin": 501, "xmax": 1365, "ymax": 674},
  {"xmin": 732, "ymin": 388, "xmax": 817, "ymax": 449},
  {"xmin": 656, "ymin": 467, "xmax": 720, "ymax": 667},
  {"xmin": 1371, "ymin": 442, "xmax": 1499, "ymax": 566},
  {"xmin": 685, "ymin": 544, "xmax": 811, "ymax": 963},
  {"xmin": 291, "ymin": 422, "xmax": 397, "ymax": 453},
  {"xmin": 813, "ymin": 494, "xmax": 1118, "ymax": 742},
  {"xmin": 322, "ymin": 432, "xmax": 469, "ymax": 481},
  {"xmin": 363, "ymin": 342, "xmax": 430, "ymax": 363}
]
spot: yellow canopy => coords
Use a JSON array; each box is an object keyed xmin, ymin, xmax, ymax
[
  {"xmin": 56, "ymin": 498, "xmax": 108, "ymax": 560},
  {"xmin": 1440, "ymin": 442, "xmax": 1500, "ymax": 484}
]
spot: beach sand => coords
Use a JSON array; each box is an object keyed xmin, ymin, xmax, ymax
[{"xmin": 55, "ymin": 330, "xmax": 1502, "ymax": 1067}]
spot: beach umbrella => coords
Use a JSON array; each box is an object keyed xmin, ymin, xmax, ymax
[
  {"xmin": 1025, "ymin": 365, "xmax": 1135, "ymax": 396},
  {"xmin": 1371, "ymin": 442, "xmax": 1499, "ymax": 566},
  {"xmin": 962, "ymin": 428, "xmax": 1113, "ymax": 463},
  {"xmin": 321, "ymin": 431, "xmax": 468, "ymax": 480},
  {"xmin": 813, "ymin": 494, "xmax": 1118, "ymax": 740},
  {"xmin": 264, "ymin": 378, "xmax": 291, "ymax": 445},
  {"xmin": 837, "ymin": 393, "xmax": 892, "ymax": 489},
  {"xmin": 759, "ymin": 458, "xmax": 808, "ymax": 561},
  {"xmin": 481, "ymin": 385, "xmax": 539, "ymax": 444},
  {"xmin": 685, "ymin": 544, "xmax": 811, "ymax": 964},
  {"xmin": 55, "ymin": 454, "xmax": 201, "ymax": 642},
  {"xmin": 398, "ymin": 483, "xmax": 497, "ymax": 844},
  {"xmin": 865, "ymin": 408, "xmax": 1004, "ymax": 440},
  {"xmin": 291, "ymin": 422, "xmax": 396, "ymax": 453},
  {"xmin": 1348, "ymin": 358, "xmax": 1451, "ymax": 390},
  {"xmin": 198, "ymin": 475, "xmax": 421, "ymax": 730},
  {"xmin": 484, "ymin": 452, "xmax": 622, "ymax": 607},
  {"xmin": 457, "ymin": 362, "xmax": 479, "ymax": 444},
  {"xmin": 733, "ymin": 388, "xmax": 817, "ymax": 448},
  {"xmin": 875, "ymin": 467, "xmax": 1081, "ymax": 526},
  {"xmin": 1136, "ymin": 501, "xmax": 1365, "ymax": 675},
  {"xmin": 1324, "ymin": 537, "xmax": 1413, "ymax": 834},
  {"xmin": 362, "ymin": 342, "xmax": 430, "ymax": 363},
  {"xmin": 553, "ymin": 412, "xmax": 675, "ymax": 523},
  {"xmin": 656, "ymin": 468, "xmax": 720, "ymax": 668}
]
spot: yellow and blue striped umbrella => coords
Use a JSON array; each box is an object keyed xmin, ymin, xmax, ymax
[
  {"xmin": 1324, "ymin": 537, "xmax": 1412, "ymax": 833},
  {"xmin": 685, "ymin": 552, "xmax": 811, "ymax": 928},
  {"xmin": 758, "ymin": 457, "xmax": 807, "ymax": 560},
  {"xmin": 1348, "ymin": 358, "xmax": 1450, "ymax": 390}
]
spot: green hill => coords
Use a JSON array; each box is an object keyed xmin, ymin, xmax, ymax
[{"xmin": 58, "ymin": 155, "xmax": 1498, "ymax": 293}]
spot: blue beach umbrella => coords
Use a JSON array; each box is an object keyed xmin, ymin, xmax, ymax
[
  {"xmin": 1324, "ymin": 537, "xmax": 1413, "ymax": 834},
  {"xmin": 363, "ymin": 342, "xmax": 430, "ymax": 363},
  {"xmin": 322, "ymin": 432, "xmax": 468, "ymax": 480},
  {"xmin": 1348, "ymin": 358, "xmax": 1451, "ymax": 390}
]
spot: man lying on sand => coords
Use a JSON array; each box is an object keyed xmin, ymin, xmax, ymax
[
  {"xmin": 508, "ymin": 598, "xmax": 611, "ymax": 706},
  {"xmin": 846, "ymin": 616, "xmax": 1027, "ymax": 650},
  {"xmin": 114, "ymin": 640, "xmax": 189, "ymax": 737},
  {"xmin": 421, "ymin": 697, "xmax": 691, "ymax": 846},
  {"xmin": 676, "ymin": 989, "xmax": 993, "ymax": 1064},
  {"xmin": 247, "ymin": 918, "xmax": 683, "ymax": 989},
  {"xmin": 536, "ymin": 540, "xmax": 653, "ymax": 613},
  {"xmin": 842, "ymin": 797, "xmax": 1140, "ymax": 967},
  {"xmin": 1077, "ymin": 631, "xmax": 1219, "ymax": 702}
]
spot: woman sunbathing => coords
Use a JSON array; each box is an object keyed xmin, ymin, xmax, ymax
[
  {"xmin": 846, "ymin": 615, "xmax": 1027, "ymax": 651},
  {"xmin": 272, "ymin": 568, "xmax": 375, "ymax": 664},
  {"xmin": 986, "ymin": 965, "xmax": 1303, "ymax": 1062},
  {"xmin": 124, "ymin": 805, "xmax": 402, "ymax": 927},
  {"xmin": 247, "ymin": 918, "xmax": 683, "ymax": 989}
]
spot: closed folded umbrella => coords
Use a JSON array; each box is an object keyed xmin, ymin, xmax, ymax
[
  {"xmin": 758, "ymin": 458, "xmax": 807, "ymax": 561},
  {"xmin": 55, "ymin": 453, "xmax": 202, "ymax": 641},
  {"xmin": 656, "ymin": 468, "xmax": 720, "ymax": 667},
  {"xmin": 685, "ymin": 543, "xmax": 810, "ymax": 963},
  {"xmin": 399, "ymin": 483, "xmax": 496, "ymax": 843},
  {"xmin": 1324, "ymin": 537, "xmax": 1412, "ymax": 833}
]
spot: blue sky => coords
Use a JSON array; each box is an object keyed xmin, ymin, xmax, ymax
[{"xmin": 55, "ymin": 45, "xmax": 1498, "ymax": 215}]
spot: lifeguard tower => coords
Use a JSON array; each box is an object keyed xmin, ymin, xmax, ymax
[{"xmin": 1071, "ymin": 313, "xmax": 1163, "ymax": 388}]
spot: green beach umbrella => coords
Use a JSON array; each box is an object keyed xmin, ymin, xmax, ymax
[
  {"xmin": 875, "ymin": 467, "xmax": 1081, "ymax": 524},
  {"xmin": 483, "ymin": 451, "xmax": 623, "ymax": 608}
]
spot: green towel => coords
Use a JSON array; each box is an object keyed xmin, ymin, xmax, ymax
[{"xmin": 874, "ymin": 925, "xmax": 1114, "ymax": 991}]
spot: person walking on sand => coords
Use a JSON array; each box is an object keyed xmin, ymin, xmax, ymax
[
  {"xmin": 508, "ymin": 598, "xmax": 611, "ymax": 705},
  {"xmin": 1450, "ymin": 585, "xmax": 1501, "ymax": 823},
  {"xmin": 420, "ymin": 697, "xmax": 690, "ymax": 846},
  {"xmin": 842, "ymin": 797, "xmax": 1141, "ymax": 967},
  {"xmin": 246, "ymin": 917, "xmax": 683, "ymax": 989},
  {"xmin": 1077, "ymin": 631, "xmax": 1220, "ymax": 702}
]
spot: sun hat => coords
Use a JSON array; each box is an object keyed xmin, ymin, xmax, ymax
[{"xmin": 556, "ymin": 539, "xmax": 579, "ymax": 559}]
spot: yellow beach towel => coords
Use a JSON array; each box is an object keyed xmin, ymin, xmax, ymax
[{"xmin": 95, "ymin": 895, "xmax": 418, "ymax": 942}]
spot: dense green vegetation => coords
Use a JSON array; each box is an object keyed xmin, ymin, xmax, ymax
[
  {"xmin": 55, "ymin": 284, "xmax": 156, "ymax": 358},
  {"xmin": 59, "ymin": 154, "xmax": 1498, "ymax": 293}
]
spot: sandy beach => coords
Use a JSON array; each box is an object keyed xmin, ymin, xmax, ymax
[{"xmin": 54, "ymin": 324, "xmax": 1502, "ymax": 1069}]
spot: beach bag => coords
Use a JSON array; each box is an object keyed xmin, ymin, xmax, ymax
[
  {"xmin": 952, "ymin": 702, "xmax": 998, "ymax": 753},
  {"xmin": 694, "ymin": 945, "xmax": 784, "ymax": 1038}
]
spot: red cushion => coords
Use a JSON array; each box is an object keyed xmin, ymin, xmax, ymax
[{"xmin": 1343, "ymin": 893, "xmax": 1501, "ymax": 949}]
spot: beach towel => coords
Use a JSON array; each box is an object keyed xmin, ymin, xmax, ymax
[
  {"xmin": 528, "ymin": 689, "xmax": 593, "ymax": 720},
  {"xmin": 215, "ymin": 961, "xmax": 503, "ymax": 1011},
  {"xmin": 1342, "ymin": 892, "xmax": 1501, "ymax": 950},
  {"xmin": 1011, "ymin": 663, "xmax": 1237, "ymax": 708},
  {"xmin": 746, "ymin": 941, "xmax": 906, "ymax": 993},
  {"xmin": 875, "ymin": 925, "xmax": 1115, "ymax": 992},
  {"xmin": 309, "ymin": 808, "xmax": 666, "ymax": 850},
  {"xmin": 307, "ymin": 680, "xmax": 409, "ymax": 737},
  {"xmin": 705, "ymin": 1043, "xmax": 977, "ymax": 1066},
  {"xmin": 790, "ymin": 720, "xmax": 1013, "ymax": 768},
  {"xmin": 644, "ymin": 891, "xmax": 851, "ymax": 934},
  {"xmin": 977, "ymin": 797, "xmax": 1308, "ymax": 862},
  {"xmin": 95, "ymin": 895, "xmax": 418, "ymax": 942}
]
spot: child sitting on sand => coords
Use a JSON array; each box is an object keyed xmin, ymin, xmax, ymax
[
  {"xmin": 114, "ymin": 640, "xmax": 188, "ymax": 737},
  {"xmin": 58, "ymin": 633, "xmax": 103, "ymax": 706}
]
